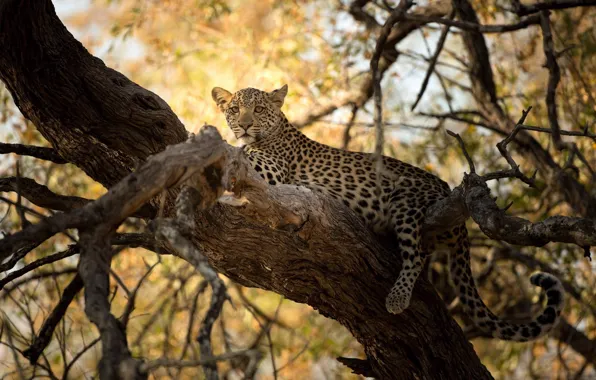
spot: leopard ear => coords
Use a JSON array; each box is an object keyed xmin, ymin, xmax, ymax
[
  {"xmin": 211, "ymin": 87, "xmax": 233, "ymax": 112},
  {"xmin": 268, "ymin": 84, "xmax": 288, "ymax": 108}
]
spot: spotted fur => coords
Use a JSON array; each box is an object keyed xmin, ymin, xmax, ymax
[{"xmin": 212, "ymin": 85, "xmax": 565, "ymax": 341}]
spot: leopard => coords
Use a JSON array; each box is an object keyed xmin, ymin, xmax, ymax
[{"xmin": 211, "ymin": 84, "xmax": 565, "ymax": 341}]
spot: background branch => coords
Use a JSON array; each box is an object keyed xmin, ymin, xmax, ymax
[{"xmin": 0, "ymin": 142, "xmax": 67, "ymax": 164}]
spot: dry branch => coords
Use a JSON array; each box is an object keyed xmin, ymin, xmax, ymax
[
  {"xmin": 404, "ymin": 12, "xmax": 542, "ymax": 33},
  {"xmin": 0, "ymin": 177, "xmax": 155, "ymax": 218},
  {"xmin": 512, "ymin": 0, "xmax": 596, "ymax": 16},
  {"xmin": 0, "ymin": 142, "xmax": 67, "ymax": 164}
]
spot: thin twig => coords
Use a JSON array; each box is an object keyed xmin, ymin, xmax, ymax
[
  {"xmin": 141, "ymin": 349, "xmax": 260, "ymax": 373},
  {"xmin": 120, "ymin": 257, "xmax": 160, "ymax": 328},
  {"xmin": 485, "ymin": 108, "xmax": 538, "ymax": 186},
  {"xmin": 0, "ymin": 245, "xmax": 79, "ymax": 291},
  {"xmin": 411, "ymin": 10, "xmax": 455, "ymax": 111},
  {"xmin": 540, "ymin": 11, "xmax": 569, "ymax": 151},
  {"xmin": 342, "ymin": 103, "xmax": 359, "ymax": 149},
  {"xmin": 446, "ymin": 130, "xmax": 476, "ymax": 174},
  {"xmin": 370, "ymin": 0, "xmax": 414, "ymax": 196}
]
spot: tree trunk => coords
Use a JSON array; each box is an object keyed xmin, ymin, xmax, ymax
[{"xmin": 0, "ymin": 0, "xmax": 492, "ymax": 378}]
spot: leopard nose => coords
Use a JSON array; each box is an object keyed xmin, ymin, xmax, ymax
[{"xmin": 238, "ymin": 121, "xmax": 253, "ymax": 131}]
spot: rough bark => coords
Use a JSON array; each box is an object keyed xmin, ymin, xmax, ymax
[{"xmin": 0, "ymin": 0, "xmax": 493, "ymax": 378}]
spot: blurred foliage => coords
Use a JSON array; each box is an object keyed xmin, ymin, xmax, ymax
[{"xmin": 0, "ymin": 0, "xmax": 595, "ymax": 379}]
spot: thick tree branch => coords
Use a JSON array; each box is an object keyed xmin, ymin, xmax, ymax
[
  {"xmin": 0, "ymin": 177, "xmax": 90, "ymax": 210},
  {"xmin": 423, "ymin": 173, "xmax": 596, "ymax": 247},
  {"xmin": 553, "ymin": 318, "xmax": 596, "ymax": 367},
  {"xmin": 78, "ymin": 228, "xmax": 141, "ymax": 379}
]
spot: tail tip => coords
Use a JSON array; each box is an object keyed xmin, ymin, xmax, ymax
[{"xmin": 530, "ymin": 272, "xmax": 560, "ymax": 290}]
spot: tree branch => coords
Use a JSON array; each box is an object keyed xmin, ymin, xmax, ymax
[
  {"xmin": 411, "ymin": 9, "xmax": 455, "ymax": 111},
  {"xmin": 404, "ymin": 12, "xmax": 542, "ymax": 33},
  {"xmin": 23, "ymin": 272, "xmax": 83, "ymax": 365},
  {"xmin": 540, "ymin": 11, "xmax": 569, "ymax": 151},
  {"xmin": 512, "ymin": 0, "xmax": 596, "ymax": 16},
  {"xmin": 0, "ymin": 142, "xmax": 67, "ymax": 164},
  {"xmin": 0, "ymin": 176, "xmax": 155, "ymax": 218}
]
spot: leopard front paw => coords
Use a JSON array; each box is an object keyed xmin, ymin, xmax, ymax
[{"xmin": 385, "ymin": 289, "xmax": 411, "ymax": 314}]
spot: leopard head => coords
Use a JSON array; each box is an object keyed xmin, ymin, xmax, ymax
[{"xmin": 211, "ymin": 85, "xmax": 288, "ymax": 145}]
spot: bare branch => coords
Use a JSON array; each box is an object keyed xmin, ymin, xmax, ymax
[
  {"xmin": 341, "ymin": 104, "xmax": 359, "ymax": 149},
  {"xmin": 411, "ymin": 10, "xmax": 454, "ymax": 111},
  {"xmin": 23, "ymin": 273, "xmax": 83, "ymax": 365},
  {"xmin": 486, "ymin": 108, "xmax": 538, "ymax": 186},
  {"xmin": 78, "ymin": 228, "xmax": 139, "ymax": 379},
  {"xmin": 453, "ymin": 0, "xmax": 596, "ymax": 217},
  {"xmin": 0, "ymin": 176, "xmax": 155, "ymax": 218},
  {"xmin": 0, "ymin": 142, "xmax": 67, "ymax": 164},
  {"xmin": 0, "ymin": 245, "xmax": 79, "ymax": 291},
  {"xmin": 141, "ymin": 349, "xmax": 260, "ymax": 373},
  {"xmin": 553, "ymin": 317, "xmax": 596, "ymax": 368},
  {"xmin": 155, "ymin": 184, "xmax": 229, "ymax": 380},
  {"xmin": 517, "ymin": 124, "xmax": 596, "ymax": 139},
  {"xmin": 404, "ymin": 12, "xmax": 541, "ymax": 33},
  {"xmin": 540, "ymin": 11, "xmax": 569, "ymax": 151},
  {"xmin": 371, "ymin": 0, "xmax": 414, "ymax": 195},
  {"xmin": 464, "ymin": 173, "xmax": 594, "ymax": 246},
  {"xmin": 446, "ymin": 130, "xmax": 476, "ymax": 174},
  {"xmin": 120, "ymin": 258, "xmax": 160, "ymax": 328},
  {"xmin": 0, "ymin": 177, "xmax": 90, "ymax": 211},
  {"xmin": 512, "ymin": 0, "xmax": 596, "ymax": 16}
]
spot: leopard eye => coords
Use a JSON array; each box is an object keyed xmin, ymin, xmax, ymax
[
  {"xmin": 254, "ymin": 106, "xmax": 264, "ymax": 113},
  {"xmin": 230, "ymin": 106, "xmax": 239, "ymax": 113}
]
